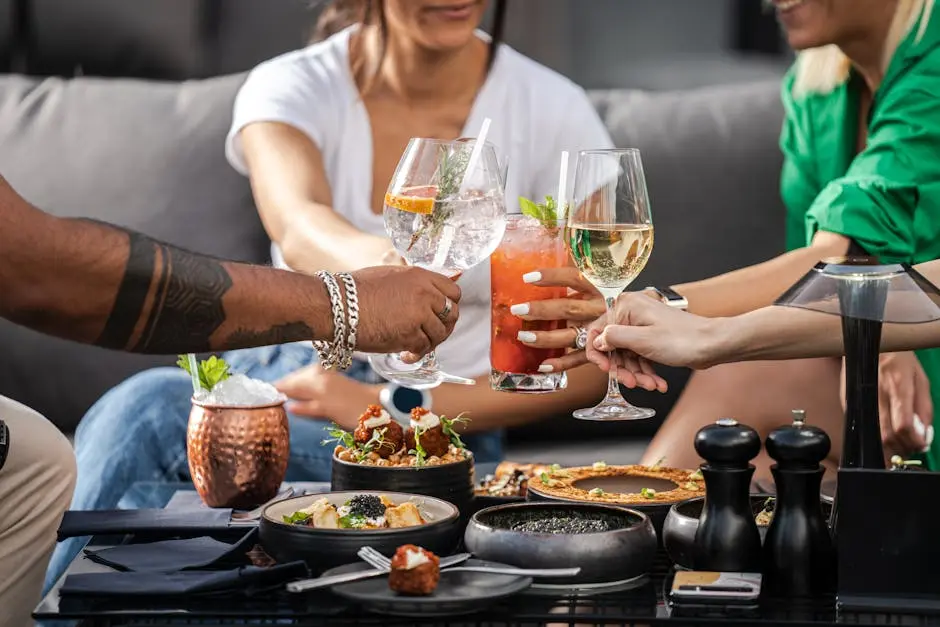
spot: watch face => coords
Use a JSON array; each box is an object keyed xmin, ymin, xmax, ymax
[{"xmin": 392, "ymin": 387, "xmax": 424, "ymax": 413}]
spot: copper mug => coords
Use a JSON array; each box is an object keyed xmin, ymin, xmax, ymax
[{"xmin": 187, "ymin": 398, "xmax": 290, "ymax": 509}]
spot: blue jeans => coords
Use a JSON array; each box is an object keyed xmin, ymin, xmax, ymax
[{"xmin": 45, "ymin": 344, "xmax": 502, "ymax": 592}]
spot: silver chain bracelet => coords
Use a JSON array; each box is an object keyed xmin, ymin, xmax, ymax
[
  {"xmin": 313, "ymin": 270, "xmax": 347, "ymax": 370},
  {"xmin": 335, "ymin": 272, "xmax": 360, "ymax": 370}
]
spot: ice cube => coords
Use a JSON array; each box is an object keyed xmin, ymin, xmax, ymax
[{"xmin": 199, "ymin": 373, "xmax": 286, "ymax": 407}]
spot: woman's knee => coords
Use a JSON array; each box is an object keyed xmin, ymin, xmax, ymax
[{"xmin": 2, "ymin": 402, "xmax": 76, "ymax": 511}]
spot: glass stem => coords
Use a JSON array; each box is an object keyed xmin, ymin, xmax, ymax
[
  {"xmin": 418, "ymin": 350, "xmax": 439, "ymax": 371},
  {"xmin": 603, "ymin": 296, "xmax": 623, "ymax": 401}
]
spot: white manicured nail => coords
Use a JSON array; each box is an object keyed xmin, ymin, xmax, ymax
[
  {"xmin": 914, "ymin": 414, "xmax": 926, "ymax": 436},
  {"xmin": 538, "ymin": 364, "xmax": 554, "ymax": 373},
  {"xmin": 517, "ymin": 331, "xmax": 537, "ymax": 343},
  {"xmin": 510, "ymin": 303, "xmax": 530, "ymax": 316},
  {"xmin": 522, "ymin": 271, "xmax": 542, "ymax": 283}
]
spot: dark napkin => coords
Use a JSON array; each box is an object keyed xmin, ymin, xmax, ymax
[
  {"xmin": 57, "ymin": 508, "xmax": 233, "ymax": 541},
  {"xmin": 82, "ymin": 529, "xmax": 258, "ymax": 572},
  {"xmin": 59, "ymin": 561, "xmax": 309, "ymax": 597}
]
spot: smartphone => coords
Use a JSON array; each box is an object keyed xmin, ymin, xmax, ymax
[{"xmin": 670, "ymin": 571, "xmax": 762, "ymax": 605}]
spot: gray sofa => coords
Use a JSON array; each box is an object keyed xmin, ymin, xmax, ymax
[{"xmin": 0, "ymin": 73, "xmax": 786, "ymax": 462}]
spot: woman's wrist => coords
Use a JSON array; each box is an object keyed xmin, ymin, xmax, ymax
[{"xmin": 698, "ymin": 315, "xmax": 747, "ymax": 369}]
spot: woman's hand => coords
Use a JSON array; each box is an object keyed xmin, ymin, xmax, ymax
[
  {"xmin": 840, "ymin": 352, "xmax": 934, "ymax": 456},
  {"xmin": 511, "ymin": 267, "xmax": 604, "ymax": 372},
  {"xmin": 276, "ymin": 364, "xmax": 382, "ymax": 431}
]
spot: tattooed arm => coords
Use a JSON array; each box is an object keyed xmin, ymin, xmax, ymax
[{"xmin": 0, "ymin": 177, "xmax": 460, "ymax": 355}]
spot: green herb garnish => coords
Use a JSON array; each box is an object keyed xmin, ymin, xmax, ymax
[
  {"xmin": 440, "ymin": 412, "xmax": 470, "ymax": 449},
  {"xmin": 177, "ymin": 355, "xmax": 231, "ymax": 391},
  {"xmin": 519, "ymin": 195, "xmax": 563, "ymax": 228},
  {"xmin": 354, "ymin": 427, "xmax": 388, "ymax": 462},
  {"xmin": 407, "ymin": 145, "xmax": 471, "ymax": 251},
  {"xmin": 282, "ymin": 511, "xmax": 311, "ymax": 525},
  {"xmin": 409, "ymin": 427, "xmax": 427, "ymax": 467},
  {"xmin": 321, "ymin": 424, "xmax": 355, "ymax": 449},
  {"xmin": 688, "ymin": 469, "xmax": 703, "ymax": 481},
  {"xmin": 640, "ymin": 487, "xmax": 657, "ymax": 499},
  {"xmin": 338, "ymin": 514, "xmax": 367, "ymax": 529},
  {"xmin": 589, "ymin": 487, "xmax": 605, "ymax": 497}
]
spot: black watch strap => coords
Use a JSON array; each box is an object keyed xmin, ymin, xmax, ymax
[{"xmin": 0, "ymin": 419, "xmax": 9, "ymax": 472}]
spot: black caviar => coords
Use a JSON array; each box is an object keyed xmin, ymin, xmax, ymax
[{"xmin": 347, "ymin": 495, "xmax": 386, "ymax": 519}]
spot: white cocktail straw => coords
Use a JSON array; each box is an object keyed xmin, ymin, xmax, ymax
[
  {"xmin": 187, "ymin": 353, "xmax": 201, "ymax": 394},
  {"xmin": 556, "ymin": 151, "xmax": 569, "ymax": 220},
  {"xmin": 458, "ymin": 117, "xmax": 492, "ymax": 193}
]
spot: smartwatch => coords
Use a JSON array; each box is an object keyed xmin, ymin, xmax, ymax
[
  {"xmin": 0, "ymin": 419, "xmax": 9, "ymax": 472},
  {"xmin": 379, "ymin": 385, "xmax": 432, "ymax": 424},
  {"xmin": 644, "ymin": 286, "xmax": 689, "ymax": 310}
]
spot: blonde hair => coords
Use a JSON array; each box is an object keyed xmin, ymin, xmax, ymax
[{"xmin": 793, "ymin": 0, "xmax": 935, "ymax": 96}]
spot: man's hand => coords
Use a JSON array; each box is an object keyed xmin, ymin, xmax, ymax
[
  {"xmin": 350, "ymin": 266, "xmax": 460, "ymax": 356},
  {"xmin": 276, "ymin": 364, "xmax": 380, "ymax": 430},
  {"xmin": 840, "ymin": 351, "xmax": 934, "ymax": 456}
]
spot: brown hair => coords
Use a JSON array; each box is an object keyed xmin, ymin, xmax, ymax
[{"xmin": 312, "ymin": 0, "xmax": 508, "ymax": 72}]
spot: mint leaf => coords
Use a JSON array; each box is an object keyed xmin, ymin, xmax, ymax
[
  {"xmin": 176, "ymin": 355, "xmax": 231, "ymax": 391},
  {"xmin": 519, "ymin": 196, "xmax": 543, "ymax": 221},
  {"xmin": 519, "ymin": 195, "xmax": 561, "ymax": 228}
]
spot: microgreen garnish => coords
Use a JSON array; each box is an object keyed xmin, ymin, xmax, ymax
[
  {"xmin": 282, "ymin": 511, "xmax": 311, "ymax": 525},
  {"xmin": 688, "ymin": 469, "xmax": 703, "ymax": 481},
  {"xmin": 355, "ymin": 427, "xmax": 388, "ymax": 462},
  {"xmin": 589, "ymin": 487, "xmax": 605, "ymax": 497},
  {"xmin": 640, "ymin": 487, "xmax": 657, "ymax": 499},
  {"xmin": 519, "ymin": 195, "xmax": 563, "ymax": 228},
  {"xmin": 539, "ymin": 471, "xmax": 552, "ymax": 485},
  {"xmin": 440, "ymin": 412, "xmax": 470, "ymax": 449},
  {"xmin": 407, "ymin": 145, "xmax": 470, "ymax": 251},
  {"xmin": 338, "ymin": 514, "xmax": 367, "ymax": 529},
  {"xmin": 177, "ymin": 355, "xmax": 230, "ymax": 391},
  {"xmin": 321, "ymin": 424, "xmax": 355, "ymax": 449},
  {"xmin": 409, "ymin": 427, "xmax": 427, "ymax": 467},
  {"xmin": 684, "ymin": 482, "xmax": 701, "ymax": 491}
]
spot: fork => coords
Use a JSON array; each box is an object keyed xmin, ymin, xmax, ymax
[
  {"xmin": 285, "ymin": 551, "xmax": 471, "ymax": 593},
  {"xmin": 229, "ymin": 487, "xmax": 295, "ymax": 523},
  {"xmin": 358, "ymin": 546, "xmax": 579, "ymax": 579}
]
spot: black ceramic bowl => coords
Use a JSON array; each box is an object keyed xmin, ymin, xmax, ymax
[
  {"xmin": 260, "ymin": 491, "xmax": 461, "ymax": 573},
  {"xmin": 331, "ymin": 454, "xmax": 475, "ymax": 516},
  {"xmin": 465, "ymin": 502, "xmax": 657, "ymax": 585},
  {"xmin": 526, "ymin": 472, "xmax": 684, "ymax": 545},
  {"xmin": 662, "ymin": 494, "xmax": 834, "ymax": 570}
]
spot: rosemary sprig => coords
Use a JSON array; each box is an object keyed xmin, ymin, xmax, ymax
[{"xmin": 407, "ymin": 145, "xmax": 470, "ymax": 251}]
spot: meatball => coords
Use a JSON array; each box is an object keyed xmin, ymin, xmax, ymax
[
  {"xmin": 354, "ymin": 405, "xmax": 404, "ymax": 458},
  {"xmin": 388, "ymin": 545, "xmax": 440, "ymax": 596}
]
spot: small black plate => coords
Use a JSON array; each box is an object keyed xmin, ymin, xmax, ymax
[{"xmin": 325, "ymin": 558, "xmax": 532, "ymax": 617}]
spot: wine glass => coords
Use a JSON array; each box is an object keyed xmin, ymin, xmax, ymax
[
  {"xmin": 369, "ymin": 137, "xmax": 507, "ymax": 389},
  {"xmin": 567, "ymin": 149, "xmax": 656, "ymax": 421}
]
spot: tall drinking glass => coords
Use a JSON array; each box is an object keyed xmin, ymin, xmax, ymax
[
  {"xmin": 369, "ymin": 138, "xmax": 507, "ymax": 389},
  {"xmin": 567, "ymin": 149, "xmax": 655, "ymax": 421}
]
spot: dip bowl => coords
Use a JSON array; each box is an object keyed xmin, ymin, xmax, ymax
[{"xmin": 464, "ymin": 502, "xmax": 656, "ymax": 585}]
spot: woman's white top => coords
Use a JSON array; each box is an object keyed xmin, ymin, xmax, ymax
[{"xmin": 226, "ymin": 27, "xmax": 614, "ymax": 378}]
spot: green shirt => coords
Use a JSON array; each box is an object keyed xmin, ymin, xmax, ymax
[{"xmin": 780, "ymin": 15, "xmax": 940, "ymax": 469}]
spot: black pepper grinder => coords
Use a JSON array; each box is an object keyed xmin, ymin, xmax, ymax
[
  {"xmin": 693, "ymin": 417, "xmax": 762, "ymax": 572},
  {"xmin": 762, "ymin": 409, "xmax": 836, "ymax": 599}
]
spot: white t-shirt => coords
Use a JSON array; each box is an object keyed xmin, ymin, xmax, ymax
[{"xmin": 226, "ymin": 27, "xmax": 614, "ymax": 379}]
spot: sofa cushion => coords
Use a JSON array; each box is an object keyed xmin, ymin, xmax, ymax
[{"xmin": 0, "ymin": 72, "xmax": 266, "ymax": 432}]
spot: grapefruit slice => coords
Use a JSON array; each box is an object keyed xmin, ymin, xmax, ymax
[{"xmin": 384, "ymin": 186, "xmax": 437, "ymax": 215}]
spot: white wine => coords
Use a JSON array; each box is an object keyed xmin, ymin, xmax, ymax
[{"xmin": 567, "ymin": 223, "xmax": 654, "ymax": 293}]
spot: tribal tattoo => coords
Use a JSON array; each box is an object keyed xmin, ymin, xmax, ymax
[
  {"xmin": 225, "ymin": 322, "xmax": 316, "ymax": 347},
  {"xmin": 96, "ymin": 230, "xmax": 232, "ymax": 353}
]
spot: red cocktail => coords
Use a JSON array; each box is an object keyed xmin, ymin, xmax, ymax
[{"xmin": 490, "ymin": 214, "xmax": 569, "ymax": 392}]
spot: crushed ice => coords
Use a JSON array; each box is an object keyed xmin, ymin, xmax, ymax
[{"xmin": 195, "ymin": 373, "xmax": 286, "ymax": 407}]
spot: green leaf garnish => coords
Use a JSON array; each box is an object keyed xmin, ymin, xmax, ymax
[
  {"xmin": 440, "ymin": 412, "xmax": 470, "ymax": 450},
  {"xmin": 177, "ymin": 355, "xmax": 231, "ymax": 391},
  {"xmin": 589, "ymin": 487, "xmax": 605, "ymax": 497},
  {"xmin": 282, "ymin": 511, "xmax": 311, "ymax": 525},
  {"xmin": 409, "ymin": 427, "xmax": 427, "ymax": 467},
  {"xmin": 339, "ymin": 514, "xmax": 367, "ymax": 529},
  {"xmin": 539, "ymin": 471, "xmax": 552, "ymax": 485},
  {"xmin": 640, "ymin": 487, "xmax": 657, "ymax": 499},
  {"xmin": 321, "ymin": 424, "xmax": 355, "ymax": 449},
  {"xmin": 519, "ymin": 195, "xmax": 563, "ymax": 228},
  {"xmin": 354, "ymin": 427, "xmax": 388, "ymax": 462}
]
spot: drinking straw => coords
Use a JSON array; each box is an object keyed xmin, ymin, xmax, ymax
[
  {"xmin": 458, "ymin": 117, "xmax": 492, "ymax": 193},
  {"xmin": 186, "ymin": 353, "xmax": 201, "ymax": 394},
  {"xmin": 556, "ymin": 151, "xmax": 569, "ymax": 220}
]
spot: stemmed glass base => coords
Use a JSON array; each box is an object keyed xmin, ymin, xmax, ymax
[
  {"xmin": 573, "ymin": 295, "xmax": 656, "ymax": 421},
  {"xmin": 368, "ymin": 352, "xmax": 476, "ymax": 390}
]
